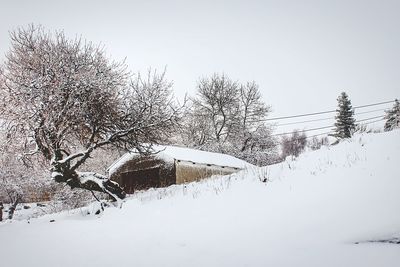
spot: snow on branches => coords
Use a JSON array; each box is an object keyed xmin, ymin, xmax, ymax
[
  {"xmin": 180, "ymin": 73, "xmax": 278, "ymax": 166},
  {"xmin": 0, "ymin": 25, "xmax": 183, "ymax": 201},
  {"xmin": 384, "ymin": 99, "xmax": 400, "ymax": 132}
]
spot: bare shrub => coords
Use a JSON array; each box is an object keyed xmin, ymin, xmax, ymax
[
  {"xmin": 281, "ymin": 130, "xmax": 307, "ymax": 159},
  {"xmin": 308, "ymin": 136, "xmax": 329, "ymax": 151}
]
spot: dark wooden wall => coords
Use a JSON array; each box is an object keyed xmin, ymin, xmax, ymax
[{"xmin": 110, "ymin": 156, "xmax": 175, "ymax": 194}]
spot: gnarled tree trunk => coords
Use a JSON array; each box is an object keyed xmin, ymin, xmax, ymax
[
  {"xmin": 8, "ymin": 196, "xmax": 21, "ymax": 220},
  {"xmin": 51, "ymin": 161, "xmax": 126, "ymax": 202},
  {"xmin": 0, "ymin": 202, "xmax": 3, "ymax": 221}
]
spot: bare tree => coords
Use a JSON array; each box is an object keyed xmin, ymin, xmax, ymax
[
  {"xmin": 0, "ymin": 124, "xmax": 54, "ymax": 219},
  {"xmin": 0, "ymin": 25, "xmax": 181, "ymax": 202},
  {"xmin": 180, "ymin": 102, "xmax": 214, "ymax": 147},
  {"xmin": 0, "ymin": 149, "xmax": 26, "ymax": 220},
  {"xmin": 237, "ymin": 81, "xmax": 271, "ymax": 152},
  {"xmin": 281, "ymin": 130, "xmax": 307, "ymax": 159},
  {"xmin": 192, "ymin": 74, "xmax": 240, "ymax": 145},
  {"xmin": 181, "ymin": 73, "xmax": 277, "ymax": 165}
]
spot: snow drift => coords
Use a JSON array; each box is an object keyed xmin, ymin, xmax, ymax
[{"xmin": 0, "ymin": 131, "xmax": 399, "ymax": 267}]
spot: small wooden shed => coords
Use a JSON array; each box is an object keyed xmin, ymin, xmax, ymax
[{"xmin": 108, "ymin": 145, "xmax": 251, "ymax": 194}]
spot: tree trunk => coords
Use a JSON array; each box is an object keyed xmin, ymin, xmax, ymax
[
  {"xmin": 65, "ymin": 175, "xmax": 126, "ymax": 201},
  {"xmin": 8, "ymin": 198, "xmax": 20, "ymax": 220},
  {"xmin": 52, "ymin": 162, "xmax": 126, "ymax": 202},
  {"xmin": 0, "ymin": 202, "xmax": 3, "ymax": 221}
]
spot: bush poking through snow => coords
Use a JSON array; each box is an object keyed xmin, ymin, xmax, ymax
[{"xmin": 281, "ymin": 130, "xmax": 307, "ymax": 159}]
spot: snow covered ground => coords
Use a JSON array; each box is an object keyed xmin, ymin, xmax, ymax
[{"xmin": 0, "ymin": 130, "xmax": 399, "ymax": 267}]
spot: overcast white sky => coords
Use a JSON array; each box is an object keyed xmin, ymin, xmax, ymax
[{"xmin": 1, "ymin": 0, "xmax": 399, "ymax": 121}]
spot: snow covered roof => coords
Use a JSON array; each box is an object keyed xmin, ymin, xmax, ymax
[{"xmin": 108, "ymin": 145, "xmax": 253, "ymax": 175}]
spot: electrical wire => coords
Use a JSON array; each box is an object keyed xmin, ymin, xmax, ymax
[
  {"xmin": 353, "ymin": 100, "xmax": 395, "ymax": 110},
  {"xmin": 260, "ymin": 99, "xmax": 396, "ymax": 122},
  {"xmin": 356, "ymin": 115, "xmax": 385, "ymax": 123},
  {"xmin": 272, "ymin": 125, "xmax": 335, "ymax": 136},
  {"xmin": 279, "ymin": 118, "xmax": 387, "ymax": 144},
  {"xmin": 354, "ymin": 108, "xmax": 387, "ymax": 115},
  {"xmin": 274, "ymin": 110, "xmax": 386, "ymax": 127},
  {"xmin": 272, "ymin": 116, "xmax": 386, "ymax": 137},
  {"xmin": 274, "ymin": 116, "xmax": 334, "ymax": 127}
]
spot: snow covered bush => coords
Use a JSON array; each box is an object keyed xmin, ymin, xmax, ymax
[
  {"xmin": 0, "ymin": 132, "xmax": 53, "ymax": 219},
  {"xmin": 308, "ymin": 136, "xmax": 329, "ymax": 151},
  {"xmin": 48, "ymin": 185, "xmax": 97, "ymax": 213},
  {"xmin": 384, "ymin": 99, "xmax": 400, "ymax": 131},
  {"xmin": 281, "ymin": 130, "xmax": 307, "ymax": 159}
]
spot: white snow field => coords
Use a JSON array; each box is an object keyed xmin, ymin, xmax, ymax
[{"xmin": 1, "ymin": 131, "xmax": 399, "ymax": 267}]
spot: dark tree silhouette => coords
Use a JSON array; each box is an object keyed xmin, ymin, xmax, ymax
[
  {"xmin": 384, "ymin": 99, "xmax": 400, "ymax": 132},
  {"xmin": 333, "ymin": 92, "xmax": 356, "ymax": 139}
]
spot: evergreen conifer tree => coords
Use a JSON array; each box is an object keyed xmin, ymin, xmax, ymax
[
  {"xmin": 333, "ymin": 92, "xmax": 356, "ymax": 139},
  {"xmin": 384, "ymin": 99, "xmax": 400, "ymax": 131}
]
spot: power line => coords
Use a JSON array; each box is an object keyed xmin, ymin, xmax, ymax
[
  {"xmin": 275, "ymin": 116, "xmax": 334, "ymax": 127},
  {"xmin": 279, "ymin": 118, "xmax": 386, "ymax": 144},
  {"xmin": 359, "ymin": 118, "xmax": 386, "ymax": 125},
  {"xmin": 278, "ymin": 118, "xmax": 387, "ymax": 145},
  {"xmin": 264, "ymin": 110, "xmax": 336, "ymax": 122},
  {"xmin": 272, "ymin": 125, "xmax": 334, "ymax": 137},
  {"xmin": 353, "ymin": 100, "xmax": 395, "ymax": 110},
  {"xmin": 357, "ymin": 115, "xmax": 384, "ymax": 123},
  {"xmin": 354, "ymin": 108, "xmax": 387, "ymax": 115},
  {"xmin": 274, "ymin": 109, "xmax": 386, "ymax": 127},
  {"xmin": 262, "ymin": 99, "xmax": 395, "ymax": 122},
  {"xmin": 272, "ymin": 116, "xmax": 386, "ymax": 137}
]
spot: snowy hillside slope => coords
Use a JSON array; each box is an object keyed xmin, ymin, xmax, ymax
[{"xmin": 0, "ymin": 131, "xmax": 399, "ymax": 267}]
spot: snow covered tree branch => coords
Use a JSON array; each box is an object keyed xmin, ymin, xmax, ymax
[
  {"xmin": 384, "ymin": 99, "xmax": 400, "ymax": 132},
  {"xmin": 180, "ymin": 73, "xmax": 278, "ymax": 166},
  {"xmin": 0, "ymin": 25, "xmax": 183, "ymax": 201}
]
